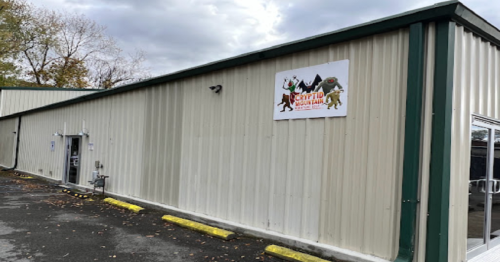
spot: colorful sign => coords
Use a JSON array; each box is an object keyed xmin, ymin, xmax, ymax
[{"xmin": 274, "ymin": 60, "xmax": 349, "ymax": 120}]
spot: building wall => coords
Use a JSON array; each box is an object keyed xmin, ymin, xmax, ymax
[
  {"xmin": 144, "ymin": 28, "xmax": 407, "ymax": 260},
  {"xmin": 0, "ymin": 117, "xmax": 17, "ymax": 168},
  {"xmin": 0, "ymin": 89, "xmax": 98, "ymax": 117},
  {"xmin": 449, "ymin": 25, "xmax": 500, "ymax": 262},
  {"xmin": 8, "ymin": 28, "xmax": 409, "ymax": 260},
  {"xmin": 16, "ymin": 89, "xmax": 146, "ymax": 198},
  {"xmin": 140, "ymin": 82, "xmax": 184, "ymax": 207},
  {"xmin": 414, "ymin": 22, "xmax": 436, "ymax": 262}
]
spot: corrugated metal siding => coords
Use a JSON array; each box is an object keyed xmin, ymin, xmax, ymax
[
  {"xmin": 414, "ymin": 22, "xmax": 436, "ymax": 262},
  {"xmin": 0, "ymin": 90, "xmax": 97, "ymax": 117},
  {"xmin": 7, "ymin": 29, "xmax": 410, "ymax": 260},
  {"xmin": 140, "ymin": 82, "xmax": 184, "ymax": 207},
  {"xmin": 16, "ymin": 90, "xmax": 146, "ymax": 197},
  {"xmin": 159, "ymin": 29, "xmax": 409, "ymax": 260},
  {"xmin": 0, "ymin": 118, "xmax": 17, "ymax": 167},
  {"xmin": 449, "ymin": 25, "xmax": 500, "ymax": 262}
]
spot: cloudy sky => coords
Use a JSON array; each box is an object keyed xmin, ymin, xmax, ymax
[{"xmin": 26, "ymin": 0, "xmax": 499, "ymax": 77}]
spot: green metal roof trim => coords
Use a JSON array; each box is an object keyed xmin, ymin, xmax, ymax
[
  {"xmin": 0, "ymin": 87, "xmax": 101, "ymax": 91},
  {"xmin": 0, "ymin": 0, "xmax": 498, "ymax": 120}
]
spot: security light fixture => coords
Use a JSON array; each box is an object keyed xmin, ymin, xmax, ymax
[
  {"xmin": 53, "ymin": 131, "xmax": 63, "ymax": 137},
  {"xmin": 78, "ymin": 128, "xmax": 89, "ymax": 137},
  {"xmin": 209, "ymin": 85, "xmax": 222, "ymax": 94}
]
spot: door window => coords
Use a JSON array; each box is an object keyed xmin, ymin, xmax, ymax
[
  {"xmin": 490, "ymin": 130, "xmax": 500, "ymax": 242},
  {"xmin": 65, "ymin": 137, "xmax": 80, "ymax": 184},
  {"xmin": 468, "ymin": 118, "xmax": 500, "ymax": 259},
  {"xmin": 468, "ymin": 125, "xmax": 488, "ymax": 251}
]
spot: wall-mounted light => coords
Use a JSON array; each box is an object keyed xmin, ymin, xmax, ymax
[
  {"xmin": 53, "ymin": 131, "xmax": 63, "ymax": 137},
  {"xmin": 209, "ymin": 85, "xmax": 222, "ymax": 94},
  {"xmin": 78, "ymin": 128, "xmax": 89, "ymax": 137}
]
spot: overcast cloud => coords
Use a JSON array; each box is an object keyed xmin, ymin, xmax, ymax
[{"xmin": 26, "ymin": 0, "xmax": 500, "ymax": 77}]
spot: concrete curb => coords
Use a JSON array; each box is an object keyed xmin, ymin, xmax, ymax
[
  {"xmin": 12, "ymin": 170, "xmax": 390, "ymax": 262},
  {"xmin": 265, "ymin": 245, "xmax": 331, "ymax": 262},
  {"xmin": 61, "ymin": 189, "xmax": 91, "ymax": 199},
  {"xmin": 162, "ymin": 215, "xmax": 236, "ymax": 240},
  {"xmin": 13, "ymin": 172, "xmax": 34, "ymax": 179},
  {"xmin": 104, "ymin": 197, "xmax": 144, "ymax": 213}
]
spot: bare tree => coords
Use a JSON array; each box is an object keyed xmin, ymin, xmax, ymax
[
  {"xmin": 90, "ymin": 49, "xmax": 150, "ymax": 89},
  {"xmin": 4, "ymin": 3, "xmax": 150, "ymax": 88},
  {"xmin": 18, "ymin": 6, "xmax": 61, "ymax": 86}
]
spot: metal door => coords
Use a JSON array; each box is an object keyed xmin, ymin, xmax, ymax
[
  {"xmin": 64, "ymin": 137, "xmax": 81, "ymax": 184},
  {"xmin": 468, "ymin": 116, "xmax": 500, "ymax": 259}
]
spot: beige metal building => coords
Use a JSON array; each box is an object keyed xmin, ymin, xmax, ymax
[
  {"xmin": 1, "ymin": 1, "xmax": 499, "ymax": 261},
  {"xmin": 0, "ymin": 87, "xmax": 98, "ymax": 117}
]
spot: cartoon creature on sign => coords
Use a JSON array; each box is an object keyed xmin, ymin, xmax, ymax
[
  {"xmin": 277, "ymin": 76, "xmax": 300, "ymax": 112},
  {"xmin": 314, "ymin": 77, "xmax": 343, "ymax": 94},
  {"xmin": 325, "ymin": 89, "xmax": 343, "ymax": 109},
  {"xmin": 278, "ymin": 94, "xmax": 293, "ymax": 112},
  {"xmin": 274, "ymin": 60, "xmax": 349, "ymax": 120},
  {"xmin": 282, "ymin": 76, "xmax": 300, "ymax": 104},
  {"xmin": 298, "ymin": 74, "xmax": 323, "ymax": 94},
  {"xmin": 277, "ymin": 75, "xmax": 344, "ymax": 112}
]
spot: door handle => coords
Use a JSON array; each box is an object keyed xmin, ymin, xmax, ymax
[
  {"xmin": 491, "ymin": 180, "xmax": 500, "ymax": 194},
  {"xmin": 477, "ymin": 179, "xmax": 487, "ymax": 193}
]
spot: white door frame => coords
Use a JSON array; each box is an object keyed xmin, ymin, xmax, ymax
[
  {"xmin": 63, "ymin": 136, "xmax": 81, "ymax": 185},
  {"xmin": 468, "ymin": 115, "xmax": 500, "ymax": 259}
]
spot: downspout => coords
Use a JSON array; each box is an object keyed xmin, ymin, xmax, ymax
[
  {"xmin": 394, "ymin": 22, "xmax": 425, "ymax": 262},
  {"xmin": 2, "ymin": 116, "xmax": 21, "ymax": 171}
]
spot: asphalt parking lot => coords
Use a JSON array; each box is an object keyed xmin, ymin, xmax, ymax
[{"xmin": 0, "ymin": 171, "xmax": 286, "ymax": 262}]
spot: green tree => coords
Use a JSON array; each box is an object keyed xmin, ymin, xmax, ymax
[
  {"xmin": 19, "ymin": 8, "xmax": 61, "ymax": 86},
  {"xmin": 0, "ymin": 1, "xmax": 149, "ymax": 88},
  {"xmin": 472, "ymin": 130, "xmax": 488, "ymax": 141},
  {"xmin": 42, "ymin": 57, "xmax": 89, "ymax": 88},
  {"xmin": 0, "ymin": 0, "xmax": 25, "ymax": 86}
]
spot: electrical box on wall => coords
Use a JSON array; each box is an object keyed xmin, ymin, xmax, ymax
[{"xmin": 95, "ymin": 160, "xmax": 103, "ymax": 169}]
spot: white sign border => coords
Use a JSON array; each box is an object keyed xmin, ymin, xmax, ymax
[{"xmin": 273, "ymin": 60, "xmax": 349, "ymax": 120}]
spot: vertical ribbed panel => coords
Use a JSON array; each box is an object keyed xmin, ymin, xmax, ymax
[
  {"xmin": 141, "ymin": 82, "xmax": 184, "ymax": 207},
  {"xmin": 16, "ymin": 90, "xmax": 146, "ymax": 197},
  {"xmin": 0, "ymin": 118, "xmax": 17, "ymax": 167},
  {"xmin": 414, "ymin": 23, "xmax": 436, "ymax": 262},
  {"xmin": 449, "ymin": 25, "xmax": 500, "ymax": 262},
  {"xmin": 173, "ymin": 29, "xmax": 408, "ymax": 260},
  {"xmin": 0, "ymin": 90, "xmax": 97, "ymax": 117},
  {"xmin": 5, "ymin": 29, "xmax": 410, "ymax": 261},
  {"xmin": 106, "ymin": 90, "xmax": 146, "ymax": 197}
]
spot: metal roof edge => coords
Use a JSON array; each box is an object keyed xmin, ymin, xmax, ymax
[
  {"xmin": 452, "ymin": 4, "xmax": 500, "ymax": 46},
  {"xmin": 0, "ymin": 0, "xmax": 477, "ymax": 121},
  {"xmin": 118, "ymin": 0, "xmax": 460, "ymax": 89}
]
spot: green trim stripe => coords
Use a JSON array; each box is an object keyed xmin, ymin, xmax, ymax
[
  {"xmin": 0, "ymin": 1, "xmax": 465, "ymax": 121},
  {"xmin": 394, "ymin": 22, "xmax": 425, "ymax": 262},
  {"xmin": 452, "ymin": 4, "xmax": 500, "ymax": 47},
  {"xmin": 425, "ymin": 20, "xmax": 455, "ymax": 262},
  {"xmin": 1, "ymin": 1, "xmax": 498, "ymax": 123}
]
